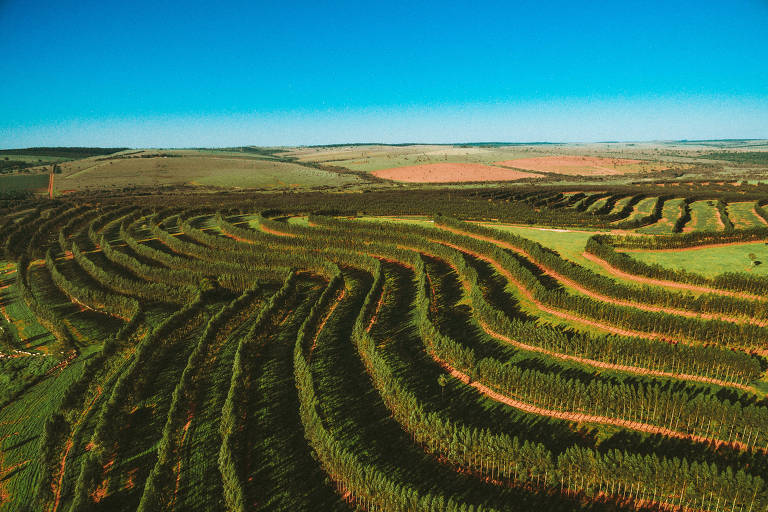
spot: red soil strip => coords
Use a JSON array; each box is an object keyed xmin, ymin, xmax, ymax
[
  {"xmin": 714, "ymin": 207, "xmax": 726, "ymax": 231},
  {"xmin": 619, "ymin": 239, "xmax": 768, "ymax": 253},
  {"xmin": 366, "ymin": 287, "xmax": 386, "ymax": 333},
  {"xmin": 171, "ymin": 414, "xmax": 194, "ymax": 510},
  {"xmin": 436, "ymin": 225, "xmax": 766, "ymax": 327},
  {"xmin": 492, "ymin": 156, "xmax": 656, "ymax": 176},
  {"xmin": 371, "ymin": 163, "xmax": 544, "ymax": 183},
  {"xmin": 430, "ymin": 350, "xmax": 751, "ymax": 452},
  {"xmin": 309, "ymin": 288, "xmax": 346, "ymax": 358},
  {"xmin": 51, "ymin": 386, "xmax": 103, "ymax": 512},
  {"xmin": 581, "ymin": 251, "xmax": 767, "ymax": 302},
  {"xmin": 479, "ymin": 321, "xmax": 751, "ymax": 392},
  {"xmin": 259, "ymin": 224, "xmax": 297, "ymax": 238}
]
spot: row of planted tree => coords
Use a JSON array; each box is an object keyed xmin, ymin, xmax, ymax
[
  {"xmin": 8, "ymin": 200, "xmax": 768, "ymax": 512},
  {"xmin": 265, "ymin": 217, "xmax": 768, "ymax": 512}
]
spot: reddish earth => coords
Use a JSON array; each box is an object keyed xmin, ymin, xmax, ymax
[
  {"xmin": 492, "ymin": 156, "xmax": 659, "ymax": 176},
  {"xmin": 581, "ymin": 251, "xmax": 767, "ymax": 302},
  {"xmin": 371, "ymin": 163, "xmax": 543, "ymax": 183},
  {"xmin": 260, "ymin": 223, "xmax": 298, "ymax": 237},
  {"xmin": 309, "ymin": 288, "xmax": 346, "ymax": 359},
  {"xmin": 480, "ymin": 321, "xmax": 751, "ymax": 392},
  {"xmin": 430, "ymin": 348, "xmax": 751, "ymax": 451},
  {"xmin": 366, "ymin": 287, "xmax": 386, "ymax": 333}
]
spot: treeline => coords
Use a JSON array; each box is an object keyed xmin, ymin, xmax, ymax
[
  {"xmin": 15, "ymin": 254, "xmax": 76, "ymax": 353},
  {"xmin": 435, "ymin": 217, "xmax": 768, "ymax": 325},
  {"xmin": 70, "ymin": 291, "xmax": 210, "ymax": 510}
]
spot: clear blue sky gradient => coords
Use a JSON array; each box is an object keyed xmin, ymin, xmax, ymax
[{"xmin": 1, "ymin": 0, "xmax": 767, "ymax": 147}]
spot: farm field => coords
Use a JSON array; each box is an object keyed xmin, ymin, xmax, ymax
[{"xmin": 4, "ymin": 148, "xmax": 768, "ymax": 511}]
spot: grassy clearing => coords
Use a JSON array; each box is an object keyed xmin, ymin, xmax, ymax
[
  {"xmin": 637, "ymin": 198, "xmax": 686, "ymax": 234},
  {"xmin": 0, "ymin": 174, "xmax": 49, "ymax": 193},
  {"xmin": 684, "ymin": 200, "xmax": 722, "ymax": 232},
  {"xmin": 624, "ymin": 242, "xmax": 768, "ymax": 277},
  {"xmin": 615, "ymin": 196, "xmax": 656, "ymax": 224},
  {"xmin": 607, "ymin": 195, "xmax": 634, "ymax": 215},
  {"xmin": 727, "ymin": 201, "xmax": 767, "ymax": 229}
]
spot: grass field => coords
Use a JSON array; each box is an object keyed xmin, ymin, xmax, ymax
[
  {"xmin": 615, "ymin": 196, "xmax": 656, "ymax": 224},
  {"xmin": 622, "ymin": 242, "xmax": 768, "ymax": 277},
  {"xmin": 58, "ymin": 152, "xmax": 360, "ymax": 190},
  {"xmin": 727, "ymin": 201, "xmax": 768, "ymax": 229},
  {"xmin": 637, "ymin": 197, "xmax": 686, "ymax": 234},
  {"xmin": 684, "ymin": 200, "xmax": 723, "ymax": 232},
  {"xmin": 0, "ymin": 174, "xmax": 49, "ymax": 193}
]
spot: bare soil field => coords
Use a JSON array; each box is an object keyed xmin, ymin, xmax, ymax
[
  {"xmin": 370, "ymin": 163, "xmax": 543, "ymax": 183},
  {"xmin": 493, "ymin": 156, "xmax": 667, "ymax": 175}
]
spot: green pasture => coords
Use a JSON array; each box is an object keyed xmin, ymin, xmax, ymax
[
  {"xmin": 637, "ymin": 198, "xmax": 686, "ymax": 234},
  {"xmin": 614, "ymin": 196, "xmax": 656, "ymax": 224},
  {"xmin": 624, "ymin": 242, "xmax": 768, "ymax": 278},
  {"xmin": 727, "ymin": 201, "xmax": 767, "ymax": 230},
  {"xmin": 0, "ymin": 174, "xmax": 48, "ymax": 193},
  {"xmin": 607, "ymin": 195, "xmax": 634, "ymax": 215},
  {"xmin": 685, "ymin": 200, "xmax": 722, "ymax": 232}
]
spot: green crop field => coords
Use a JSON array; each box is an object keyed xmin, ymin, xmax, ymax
[{"xmin": 3, "ymin": 144, "xmax": 768, "ymax": 512}]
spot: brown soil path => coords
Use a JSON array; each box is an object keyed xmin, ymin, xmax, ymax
[
  {"xmin": 429, "ymin": 350, "xmax": 752, "ymax": 452},
  {"xmin": 436, "ymin": 224, "xmax": 766, "ymax": 326},
  {"xmin": 479, "ymin": 321, "xmax": 752, "ymax": 392},
  {"xmin": 581, "ymin": 251, "xmax": 767, "ymax": 302},
  {"xmin": 715, "ymin": 209, "xmax": 726, "ymax": 230},
  {"xmin": 309, "ymin": 288, "xmax": 346, "ymax": 359}
]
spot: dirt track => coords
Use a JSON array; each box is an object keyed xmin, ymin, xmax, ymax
[
  {"xmin": 479, "ymin": 321, "xmax": 751, "ymax": 392},
  {"xmin": 429, "ymin": 350, "xmax": 752, "ymax": 451}
]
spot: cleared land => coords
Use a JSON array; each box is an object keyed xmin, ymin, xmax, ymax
[
  {"xmin": 370, "ymin": 163, "xmax": 543, "ymax": 183},
  {"xmin": 493, "ymin": 156, "xmax": 667, "ymax": 175}
]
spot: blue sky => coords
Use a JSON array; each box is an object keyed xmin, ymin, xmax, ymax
[{"xmin": 1, "ymin": 0, "xmax": 767, "ymax": 147}]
